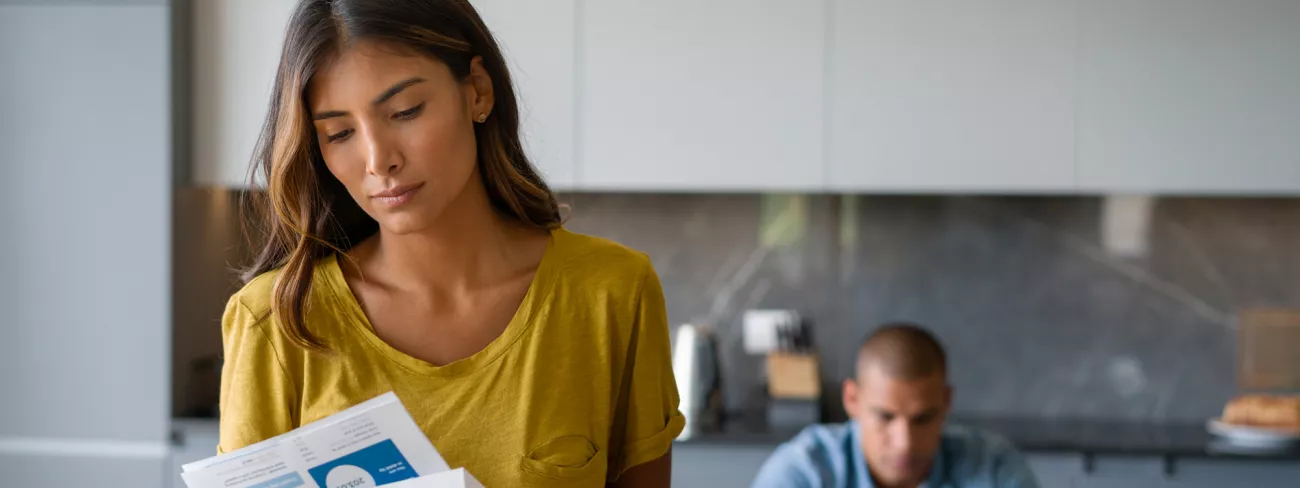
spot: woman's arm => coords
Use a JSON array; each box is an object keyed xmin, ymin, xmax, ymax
[
  {"xmin": 608, "ymin": 451, "xmax": 672, "ymax": 488},
  {"xmin": 608, "ymin": 261, "xmax": 681, "ymax": 487},
  {"xmin": 217, "ymin": 294, "xmax": 298, "ymax": 453}
]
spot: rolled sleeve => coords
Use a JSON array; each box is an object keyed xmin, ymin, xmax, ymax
[
  {"xmin": 609, "ymin": 262, "xmax": 686, "ymax": 479},
  {"xmin": 751, "ymin": 442, "xmax": 821, "ymax": 488}
]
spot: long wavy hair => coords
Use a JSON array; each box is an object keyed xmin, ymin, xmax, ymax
[{"xmin": 241, "ymin": 0, "xmax": 562, "ymax": 352}]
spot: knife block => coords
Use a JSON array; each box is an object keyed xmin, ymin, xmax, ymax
[{"xmin": 766, "ymin": 352, "xmax": 821, "ymax": 400}]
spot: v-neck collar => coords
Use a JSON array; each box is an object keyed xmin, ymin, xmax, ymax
[{"xmin": 317, "ymin": 228, "xmax": 563, "ymax": 377}]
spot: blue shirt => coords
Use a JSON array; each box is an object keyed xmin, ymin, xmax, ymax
[{"xmin": 751, "ymin": 422, "xmax": 1040, "ymax": 488}]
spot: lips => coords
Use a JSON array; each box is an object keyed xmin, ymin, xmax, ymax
[{"xmin": 370, "ymin": 182, "xmax": 424, "ymax": 207}]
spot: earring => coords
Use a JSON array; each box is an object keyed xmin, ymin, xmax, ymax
[{"xmin": 476, "ymin": 113, "xmax": 488, "ymax": 123}]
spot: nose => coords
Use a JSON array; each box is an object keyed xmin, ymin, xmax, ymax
[
  {"xmin": 362, "ymin": 128, "xmax": 403, "ymax": 177},
  {"xmin": 890, "ymin": 420, "xmax": 914, "ymax": 452}
]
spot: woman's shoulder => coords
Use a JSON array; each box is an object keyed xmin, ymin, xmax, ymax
[
  {"xmin": 227, "ymin": 268, "xmax": 279, "ymax": 319},
  {"xmin": 223, "ymin": 257, "xmax": 339, "ymax": 325},
  {"xmin": 552, "ymin": 228, "xmax": 655, "ymax": 281},
  {"xmin": 219, "ymin": 268, "xmax": 283, "ymax": 355}
]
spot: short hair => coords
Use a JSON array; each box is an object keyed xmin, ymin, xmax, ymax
[{"xmin": 855, "ymin": 323, "xmax": 947, "ymax": 380}]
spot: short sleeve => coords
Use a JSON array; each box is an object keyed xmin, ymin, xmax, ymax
[
  {"xmin": 992, "ymin": 442, "xmax": 1041, "ymax": 488},
  {"xmin": 751, "ymin": 443, "xmax": 821, "ymax": 488},
  {"xmin": 216, "ymin": 295, "xmax": 298, "ymax": 454},
  {"xmin": 608, "ymin": 262, "xmax": 686, "ymax": 479}
]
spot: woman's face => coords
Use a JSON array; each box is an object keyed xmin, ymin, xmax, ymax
[{"xmin": 308, "ymin": 40, "xmax": 494, "ymax": 235}]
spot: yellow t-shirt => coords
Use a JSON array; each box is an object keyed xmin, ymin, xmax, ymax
[{"xmin": 218, "ymin": 228, "xmax": 685, "ymax": 486}]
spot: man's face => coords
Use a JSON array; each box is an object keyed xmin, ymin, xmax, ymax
[{"xmin": 842, "ymin": 364, "xmax": 952, "ymax": 488}]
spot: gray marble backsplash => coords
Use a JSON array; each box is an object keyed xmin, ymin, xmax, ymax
[{"xmin": 559, "ymin": 194, "xmax": 1300, "ymax": 422}]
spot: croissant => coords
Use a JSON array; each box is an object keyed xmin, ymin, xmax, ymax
[{"xmin": 1223, "ymin": 395, "xmax": 1300, "ymax": 428}]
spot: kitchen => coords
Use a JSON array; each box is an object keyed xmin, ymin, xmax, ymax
[{"xmin": 2, "ymin": 0, "xmax": 1300, "ymax": 487}]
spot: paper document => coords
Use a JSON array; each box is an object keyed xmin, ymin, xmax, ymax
[
  {"xmin": 181, "ymin": 392, "xmax": 478, "ymax": 488},
  {"xmin": 384, "ymin": 469, "xmax": 482, "ymax": 488}
]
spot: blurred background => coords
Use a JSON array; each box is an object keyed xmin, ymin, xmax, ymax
[{"xmin": 3, "ymin": 0, "xmax": 1300, "ymax": 486}]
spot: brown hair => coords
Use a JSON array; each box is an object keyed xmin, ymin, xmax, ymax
[
  {"xmin": 855, "ymin": 323, "xmax": 948, "ymax": 380},
  {"xmin": 241, "ymin": 0, "xmax": 561, "ymax": 352}
]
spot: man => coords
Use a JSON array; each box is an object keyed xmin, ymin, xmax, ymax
[{"xmin": 752, "ymin": 323, "xmax": 1038, "ymax": 488}]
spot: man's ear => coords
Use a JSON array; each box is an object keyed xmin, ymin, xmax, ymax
[
  {"xmin": 943, "ymin": 384, "xmax": 954, "ymax": 412},
  {"xmin": 842, "ymin": 378, "xmax": 860, "ymax": 420}
]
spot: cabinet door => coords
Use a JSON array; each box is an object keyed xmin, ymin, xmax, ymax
[
  {"xmin": 1077, "ymin": 0, "xmax": 1300, "ymax": 193},
  {"xmin": 0, "ymin": 4, "xmax": 170, "ymax": 487},
  {"xmin": 672, "ymin": 445, "xmax": 775, "ymax": 488},
  {"xmin": 828, "ymin": 0, "xmax": 1077, "ymax": 192},
  {"xmin": 1076, "ymin": 456, "xmax": 1165, "ymax": 488},
  {"xmin": 1027, "ymin": 453, "xmax": 1083, "ymax": 488},
  {"xmin": 579, "ymin": 0, "xmax": 826, "ymax": 191},
  {"xmin": 471, "ymin": 0, "xmax": 578, "ymax": 190},
  {"xmin": 192, "ymin": 0, "xmax": 297, "ymax": 187},
  {"xmin": 170, "ymin": 420, "xmax": 221, "ymax": 488}
]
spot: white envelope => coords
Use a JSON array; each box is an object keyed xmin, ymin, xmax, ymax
[{"xmin": 384, "ymin": 469, "xmax": 483, "ymax": 488}]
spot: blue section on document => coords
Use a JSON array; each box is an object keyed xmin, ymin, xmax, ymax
[
  {"xmin": 307, "ymin": 439, "xmax": 419, "ymax": 487},
  {"xmin": 247, "ymin": 472, "xmax": 306, "ymax": 488}
]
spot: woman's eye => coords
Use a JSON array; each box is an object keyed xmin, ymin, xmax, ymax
[
  {"xmin": 392, "ymin": 103, "xmax": 425, "ymax": 120},
  {"xmin": 325, "ymin": 129, "xmax": 353, "ymax": 143}
]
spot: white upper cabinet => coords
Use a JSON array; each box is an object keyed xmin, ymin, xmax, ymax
[
  {"xmin": 577, "ymin": 0, "xmax": 826, "ymax": 191},
  {"xmin": 471, "ymin": 0, "xmax": 578, "ymax": 190},
  {"xmin": 192, "ymin": 0, "xmax": 1300, "ymax": 194},
  {"xmin": 1077, "ymin": 0, "xmax": 1300, "ymax": 193},
  {"xmin": 827, "ymin": 0, "xmax": 1077, "ymax": 192},
  {"xmin": 192, "ymin": 0, "xmax": 296, "ymax": 188}
]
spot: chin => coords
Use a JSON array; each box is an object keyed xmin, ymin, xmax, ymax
[
  {"xmin": 878, "ymin": 471, "xmax": 911, "ymax": 484},
  {"xmin": 363, "ymin": 180, "xmax": 467, "ymax": 235},
  {"xmin": 365, "ymin": 189, "xmax": 451, "ymax": 229},
  {"xmin": 372, "ymin": 210, "xmax": 438, "ymax": 235},
  {"xmin": 875, "ymin": 464, "xmax": 923, "ymax": 485}
]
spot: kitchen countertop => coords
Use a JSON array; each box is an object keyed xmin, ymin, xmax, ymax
[
  {"xmin": 678, "ymin": 416, "xmax": 1300, "ymax": 462},
  {"xmin": 177, "ymin": 415, "xmax": 1298, "ymax": 463}
]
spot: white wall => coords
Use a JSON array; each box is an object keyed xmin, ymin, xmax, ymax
[{"xmin": 0, "ymin": 3, "xmax": 171, "ymax": 486}]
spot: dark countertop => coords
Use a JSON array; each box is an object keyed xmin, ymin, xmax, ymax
[{"xmin": 679, "ymin": 416, "xmax": 1300, "ymax": 462}]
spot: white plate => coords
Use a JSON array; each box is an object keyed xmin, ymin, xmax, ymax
[{"xmin": 1206, "ymin": 418, "xmax": 1300, "ymax": 449}]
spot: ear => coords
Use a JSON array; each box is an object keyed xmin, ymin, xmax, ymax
[
  {"xmin": 842, "ymin": 378, "xmax": 860, "ymax": 420},
  {"xmin": 465, "ymin": 56, "xmax": 495, "ymax": 121},
  {"xmin": 942, "ymin": 384, "xmax": 954, "ymax": 413}
]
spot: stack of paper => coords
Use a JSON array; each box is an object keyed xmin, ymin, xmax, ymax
[
  {"xmin": 182, "ymin": 392, "xmax": 482, "ymax": 488},
  {"xmin": 384, "ymin": 469, "xmax": 481, "ymax": 488}
]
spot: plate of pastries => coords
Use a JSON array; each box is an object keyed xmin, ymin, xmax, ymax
[{"xmin": 1207, "ymin": 394, "xmax": 1300, "ymax": 448}]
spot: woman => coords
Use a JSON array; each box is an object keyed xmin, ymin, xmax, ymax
[{"xmin": 219, "ymin": 1, "xmax": 683, "ymax": 486}]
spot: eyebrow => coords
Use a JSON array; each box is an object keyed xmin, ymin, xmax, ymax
[
  {"xmin": 870, "ymin": 407, "xmax": 940, "ymax": 420},
  {"xmin": 312, "ymin": 76, "xmax": 427, "ymax": 121},
  {"xmin": 912, "ymin": 408, "xmax": 941, "ymax": 420}
]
